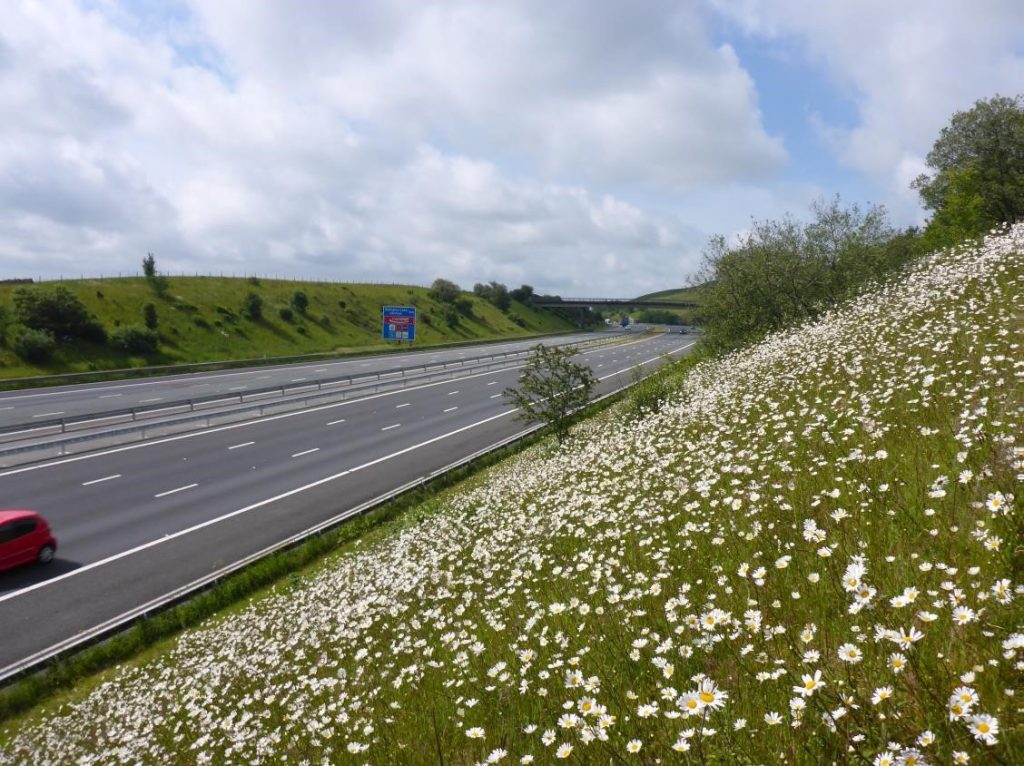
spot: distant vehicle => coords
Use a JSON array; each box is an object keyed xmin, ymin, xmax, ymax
[{"xmin": 0, "ymin": 510, "xmax": 57, "ymax": 571}]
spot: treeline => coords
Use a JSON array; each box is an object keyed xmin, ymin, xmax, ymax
[
  {"xmin": 697, "ymin": 93, "xmax": 1023, "ymax": 354},
  {"xmin": 426, "ymin": 278, "xmax": 535, "ymax": 329}
]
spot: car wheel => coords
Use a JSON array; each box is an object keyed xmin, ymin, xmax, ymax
[{"xmin": 37, "ymin": 544, "xmax": 55, "ymax": 565}]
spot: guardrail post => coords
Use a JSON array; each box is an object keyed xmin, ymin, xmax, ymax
[
  {"xmin": 131, "ymin": 408, "xmax": 136, "ymax": 422},
  {"xmin": 61, "ymin": 417, "xmax": 67, "ymax": 434}
]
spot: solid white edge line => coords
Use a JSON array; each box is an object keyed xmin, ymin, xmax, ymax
[
  {"xmin": 32, "ymin": 412, "xmax": 65, "ymax": 418},
  {"xmin": 154, "ymin": 483, "xmax": 198, "ymax": 498},
  {"xmin": 291, "ymin": 448, "xmax": 320, "ymax": 458},
  {"xmin": 227, "ymin": 441, "xmax": 255, "ymax": 450},
  {"xmin": 81, "ymin": 474, "xmax": 121, "ymax": 486}
]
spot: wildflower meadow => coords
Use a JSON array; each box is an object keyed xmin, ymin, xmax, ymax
[{"xmin": 1, "ymin": 228, "xmax": 1021, "ymax": 764}]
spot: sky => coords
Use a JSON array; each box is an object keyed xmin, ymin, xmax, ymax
[{"xmin": 0, "ymin": 1, "xmax": 1021, "ymax": 296}]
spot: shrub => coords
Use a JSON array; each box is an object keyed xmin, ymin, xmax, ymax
[
  {"xmin": 12, "ymin": 326, "xmax": 56, "ymax": 363},
  {"xmin": 428, "ymin": 278, "xmax": 461, "ymax": 304},
  {"xmin": 278, "ymin": 306, "xmax": 294, "ymax": 322},
  {"xmin": 242, "ymin": 292, "xmax": 263, "ymax": 321},
  {"xmin": 13, "ymin": 286, "xmax": 106, "ymax": 342},
  {"xmin": 109, "ymin": 325, "xmax": 159, "ymax": 355},
  {"xmin": 290, "ymin": 291, "xmax": 309, "ymax": 314},
  {"xmin": 143, "ymin": 303, "xmax": 158, "ymax": 330}
]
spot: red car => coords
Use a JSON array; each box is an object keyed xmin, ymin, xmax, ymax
[{"xmin": 0, "ymin": 510, "xmax": 57, "ymax": 571}]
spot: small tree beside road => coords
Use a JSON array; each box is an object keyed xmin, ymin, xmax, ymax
[{"xmin": 504, "ymin": 344, "xmax": 597, "ymax": 445}]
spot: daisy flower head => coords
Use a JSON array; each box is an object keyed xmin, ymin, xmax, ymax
[
  {"xmin": 466, "ymin": 727, "xmax": 486, "ymax": 739},
  {"xmin": 838, "ymin": 643, "xmax": 863, "ymax": 663},
  {"xmin": 968, "ymin": 713, "xmax": 999, "ymax": 745},
  {"xmin": 625, "ymin": 739, "xmax": 642, "ymax": 754},
  {"xmin": 555, "ymin": 743, "xmax": 573, "ymax": 759}
]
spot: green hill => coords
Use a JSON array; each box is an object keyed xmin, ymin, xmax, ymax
[
  {"xmin": 627, "ymin": 284, "xmax": 705, "ymax": 324},
  {"xmin": 0, "ymin": 277, "xmax": 575, "ymax": 379}
]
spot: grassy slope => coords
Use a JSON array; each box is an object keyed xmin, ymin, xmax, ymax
[
  {"xmin": 631, "ymin": 284, "xmax": 705, "ymax": 324},
  {"xmin": 0, "ymin": 278, "xmax": 574, "ymax": 379},
  {"xmin": 1, "ymin": 230, "xmax": 1021, "ymax": 764}
]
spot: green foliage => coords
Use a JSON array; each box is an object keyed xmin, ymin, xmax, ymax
[
  {"xmin": 141, "ymin": 253, "xmax": 156, "ymax": 279},
  {"xmin": 634, "ymin": 308, "xmax": 682, "ymax": 325},
  {"xmin": 697, "ymin": 197, "xmax": 909, "ymax": 353},
  {"xmin": 109, "ymin": 325, "xmax": 159, "ymax": 355},
  {"xmin": 241, "ymin": 292, "xmax": 263, "ymax": 321},
  {"xmin": 290, "ymin": 290, "xmax": 309, "ymax": 314},
  {"xmin": 13, "ymin": 286, "xmax": 106, "ymax": 343},
  {"xmin": 913, "ymin": 94, "xmax": 1024, "ymax": 230},
  {"xmin": 428, "ymin": 278, "xmax": 462, "ymax": 304},
  {"xmin": 278, "ymin": 306, "xmax": 294, "ymax": 322},
  {"xmin": 503, "ymin": 344, "xmax": 597, "ymax": 444},
  {"xmin": 454, "ymin": 297, "xmax": 474, "ymax": 317},
  {"xmin": 143, "ymin": 303, "xmax": 158, "ymax": 330},
  {"xmin": 440, "ymin": 303, "xmax": 460, "ymax": 328},
  {"xmin": 473, "ymin": 281, "xmax": 512, "ymax": 312},
  {"xmin": 510, "ymin": 284, "xmax": 534, "ymax": 303},
  {"xmin": 12, "ymin": 326, "xmax": 57, "ymax": 363},
  {"xmin": 143, "ymin": 253, "xmax": 168, "ymax": 296}
]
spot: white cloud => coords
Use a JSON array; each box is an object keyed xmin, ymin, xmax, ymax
[
  {"xmin": 711, "ymin": 0, "xmax": 1024, "ymax": 221},
  {"xmin": 0, "ymin": 1, "xmax": 786, "ymax": 293}
]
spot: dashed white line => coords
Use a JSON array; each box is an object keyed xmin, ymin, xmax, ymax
[
  {"xmin": 228, "ymin": 441, "xmax": 255, "ymax": 450},
  {"xmin": 291, "ymin": 378, "xmax": 307, "ymax": 383},
  {"xmin": 381, "ymin": 423, "xmax": 401, "ymax": 431},
  {"xmin": 489, "ymin": 393, "xmax": 502, "ymax": 399},
  {"xmin": 82, "ymin": 474, "xmax": 121, "ymax": 486},
  {"xmin": 487, "ymin": 381, "xmax": 498, "ymax": 386},
  {"xmin": 326, "ymin": 418, "xmax": 346, "ymax": 426},
  {"xmin": 154, "ymin": 483, "xmax": 198, "ymax": 498},
  {"xmin": 291, "ymin": 448, "xmax": 320, "ymax": 458},
  {"xmin": 33, "ymin": 411, "xmax": 65, "ymax": 418},
  {"xmin": 139, "ymin": 398, "xmax": 163, "ymax": 403},
  {"xmin": 443, "ymin": 406, "xmax": 458, "ymax": 413},
  {"xmin": 396, "ymin": 402, "xmax": 411, "ymax": 409},
  {"xmin": 98, "ymin": 394, "xmax": 122, "ymax": 399},
  {"xmin": 447, "ymin": 390, "xmax": 459, "ymax": 395},
  {"xmin": 228, "ymin": 386, "xmax": 247, "ymax": 391}
]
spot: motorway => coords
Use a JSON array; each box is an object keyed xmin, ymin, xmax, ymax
[
  {"xmin": 0, "ymin": 332, "xmax": 599, "ymax": 428},
  {"xmin": 0, "ymin": 332, "xmax": 695, "ymax": 676}
]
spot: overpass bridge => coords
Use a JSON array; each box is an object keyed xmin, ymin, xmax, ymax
[{"xmin": 532, "ymin": 297, "xmax": 698, "ymax": 309}]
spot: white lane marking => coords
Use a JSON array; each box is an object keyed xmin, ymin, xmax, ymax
[
  {"xmin": 228, "ymin": 386, "xmax": 247, "ymax": 391},
  {"xmin": 291, "ymin": 378, "xmax": 307, "ymax": 383},
  {"xmin": 0, "ymin": 406, "xmax": 12, "ymax": 411},
  {"xmin": 489, "ymin": 393, "xmax": 502, "ymax": 399},
  {"xmin": 326, "ymin": 418, "xmax": 346, "ymax": 426},
  {"xmin": 447, "ymin": 390, "xmax": 459, "ymax": 395},
  {"xmin": 396, "ymin": 402, "xmax": 411, "ymax": 408},
  {"xmin": 33, "ymin": 412, "xmax": 64, "ymax": 418},
  {"xmin": 315, "ymin": 368, "xmax": 327, "ymax": 372},
  {"xmin": 154, "ymin": 483, "xmax": 198, "ymax": 498},
  {"xmin": 0, "ymin": 335, "xmax": 662, "ymax": 479},
  {"xmin": 443, "ymin": 406, "xmax": 458, "ymax": 413},
  {"xmin": 292, "ymin": 448, "xmax": 320, "ymax": 458},
  {"xmin": 487, "ymin": 381, "xmax": 497, "ymax": 386},
  {"xmin": 381, "ymin": 423, "xmax": 401, "ymax": 431},
  {"xmin": 139, "ymin": 398, "xmax": 163, "ymax": 403},
  {"xmin": 228, "ymin": 441, "xmax": 255, "ymax": 450},
  {"xmin": 82, "ymin": 474, "xmax": 121, "ymax": 486},
  {"xmin": 98, "ymin": 394, "xmax": 122, "ymax": 399},
  {"xmin": 0, "ymin": 405, "xmax": 528, "ymax": 605}
]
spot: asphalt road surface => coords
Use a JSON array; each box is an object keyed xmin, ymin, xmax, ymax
[
  {"xmin": 0, "ymin": 332, "xmax": 695, "ymax": 675},
  {"xmin": 0, "ymin": 332, "xmax": 600, "ymax": 429}
]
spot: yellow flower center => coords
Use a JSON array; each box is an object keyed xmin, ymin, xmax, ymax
[
  {"xmin": 978, "ymin": 722, "xmax": 990, "ymax": 733},
  {"xmin": 699, "ymin": 692, "xmax": 715, "ymax": 703}
]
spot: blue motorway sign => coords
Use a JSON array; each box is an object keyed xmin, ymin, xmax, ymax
[{"xmin": 382, "ymin": 305, "xmax": 416, "ymax": 341}]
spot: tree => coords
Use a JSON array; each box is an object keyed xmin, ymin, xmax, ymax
[
  {"xmin": 143, "ymin": 303, "xmax": 158, "ymax": 330},
  {"xmin": 13, "ymin": 286, "xmax": 106, "ymax": 342},
  {"xmin": 503, "ymin": 344, "xmax": 597, "ymax": 445},
  {"xmin": 291, "ymin": 290, "xmax": 309, "ymax": 315},
  {"xmin": 912, "ymin": 94, "xmax": 1024, "ymax": 230},
  {"xmin": 428, "ymin": 278, "xmax": 462, "ymax": 304},
  {"xmin": 510, "ymin": 284, "xmax": 534, "ymax": 303},
  {"xmin": 142, "ymin": 253, "xmax": 156, "ymax": 278},
  {"xmin": 12, "ymin": 327, "xmax": 57, "ymax": 363},
  {"xmin": 242, "ymin": 292, "xmax": 263, "ymax": 320},
  {"xmin": 109, "ymin": 325, "xmax": 159, "ymax": 355}
]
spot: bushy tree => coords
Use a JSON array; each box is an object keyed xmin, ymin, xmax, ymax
[
  {"xmin": 503, "ymin": 344, "xmax": 597, "ymax": 445},
  {"xmin": 109, "ymin": 325, "xmax": 159, "ymax": 355},
  {"xmin": 696, "ymin": 198, "xmax": 905, "ymax": 353},
  {"xmin": 13, "ymin": 286, "xmax": 106, "ymax": 342},
  {"xmin": 143, "ymin": 303, "xmax": 158, "ymax": 330},
  {"xmin": 428, "ymin": 278, "xmax": 462, "ymax": 304},
  {"xmin": 12, "ymin": 327, "xmax": 57, "ymax": 363},
  {"xmin": 510, "ymin": 284, "xmax": 534, "ymax": 303},
  {"xmin": 291, "ymin": 290, "xmax": 309, "ymax": 315},
  {"xmin": 142, "ymin": 253, "xmax": 156, "ymax": 278},
  {"xmin": 242, "ymin": 292, "xmax": 263, "ymax": 320},
  {"xmin": 913, "ymin": 94, "xmax": 1024, "ymax": 231}
]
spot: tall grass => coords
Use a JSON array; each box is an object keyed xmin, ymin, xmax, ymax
[{"xmin": 1, "ymin": 228, "xmax": 1021, "ymax": 764}]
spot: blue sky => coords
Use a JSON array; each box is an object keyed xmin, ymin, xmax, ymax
[{"xmin": 0, "ymin": 1, "xmax": 1020, "ymax": 295}]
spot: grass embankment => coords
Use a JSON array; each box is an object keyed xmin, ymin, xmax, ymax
[
  {"xmin": 0, "ymin": 278, "xmax": 574, "ymax": 379},
  {"xmin": 631, "ymin": 284, "xmax": 705, "ymax": 324},
  {"xmin": 1, "ymin": 229, "xmax": 1021, "ymax": 763}
]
